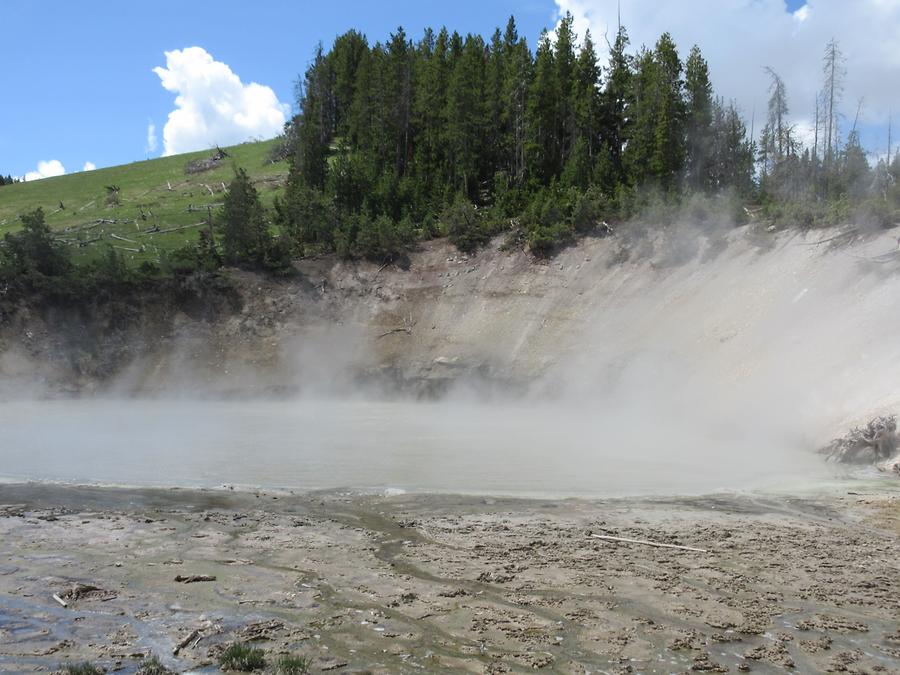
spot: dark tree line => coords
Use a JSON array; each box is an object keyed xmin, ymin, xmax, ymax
[
  {"xmin": 276, "ymin": 14, "xmax": 757, "ymax": 258},
  {"xmin": 0, "ymin": 174, "xmax": 19, "ymax": 186}
]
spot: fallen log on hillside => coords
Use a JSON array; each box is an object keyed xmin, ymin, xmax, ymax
[{"xmin": 144, "ymin": 221, "xmax": 205, "ymax": 235}]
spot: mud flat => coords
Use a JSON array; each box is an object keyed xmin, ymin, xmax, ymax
[{"xmin": 1, "ymin": 483, "xmax": 899, "ymax": 674}]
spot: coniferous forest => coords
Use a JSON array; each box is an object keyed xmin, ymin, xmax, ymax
[{"xmin": 273, "ymin": 13, "xmax": 900, "ymax": 262}]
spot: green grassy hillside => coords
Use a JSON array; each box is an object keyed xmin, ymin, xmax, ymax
[{"xmin": 0, "ymin": 139, "xmax": 287, "ymax": 266}]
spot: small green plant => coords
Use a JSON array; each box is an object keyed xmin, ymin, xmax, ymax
[
  {"xmin": 218, "ymin": 643, "xmax": 267, "ymax": 672},
  {"xmin": 275, "ymin": 653, "xmax": 312, "ymax": 675},
  {"xmin": 60, "ymin": 663, "xmax": 104, "ymax": 675},
  {"xmin": 136, "ymin": 654, "xmax": 174, "ymax": 675}
]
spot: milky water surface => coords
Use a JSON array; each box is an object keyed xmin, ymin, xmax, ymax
[{"xmin": 0, "ymin": 398, "xmax": 833, "ymax": 497}]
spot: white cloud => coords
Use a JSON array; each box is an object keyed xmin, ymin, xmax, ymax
[
  {"xmin": 555, "ymin": 0, "xmax": 900, "ymax": 146},
  {"xmin": 152, "ymin": 47, "xmax": 289, "ymax": 156},
  {"xmin": 82, "ymin": 161, "xmax": 96, "ymax": 172},
  {"xmin": 24, "ymin": 159, "xmax": 66, "ymax": 182},
  {"xmin": 793, "ymin": 5, "xmax": 811, "ymax": 22},
  {"xmin": 146, "ymin": 121, "xmax": 158, "ymax": 154}
]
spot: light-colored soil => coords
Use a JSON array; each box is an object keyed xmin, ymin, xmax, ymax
[{"xmin": 1, "ymin": 484, "xmax": 899, "ymax": 674}]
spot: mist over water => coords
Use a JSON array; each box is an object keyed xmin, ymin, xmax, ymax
[
  {"xmin": 0, "ymin": 398, "xmax": 824, "ymax": 496},
  {"xmin": 3, "ymin": 222, "xmax": 900, "ymax": 496}
]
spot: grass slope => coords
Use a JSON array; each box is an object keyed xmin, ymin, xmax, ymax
[{"xmin": 0, "ymin": 139, "xmax": 287, "ymax": 267}]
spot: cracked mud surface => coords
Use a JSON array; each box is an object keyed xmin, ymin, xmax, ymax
[{"xmin": 1, "ymin": 484, "xmax": 899, "ymax": 673}]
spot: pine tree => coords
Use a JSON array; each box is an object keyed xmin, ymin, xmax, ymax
[
  {"xmin": 764, "ymin": 67, "xmax": 789, "ymax": 161},
  {"xmin": 710, "ymin": 100, "xmax": 754, "ymax": 195},
  {"xmin": 684, "ymin": 46, "xmax": 714, "ymax": 190},
  {"xmin": 599, "ymin": 25, "xmax": 632, "ymax": 190},
  {"xmin": 573, "ymin": 30, "xmax": 602, "ymax": 159},
  {"xmin": 412, "ymin": 27, "xmax": 451, "ymax": 201},
  {"xmin": 623, "ymin": 48, "xmax": 657, "ymax": 186},
  {"xmin": 501, "ymin": 19, "xmax": 531, "ymax": 181},
  {"xmin": 486, "ymin": 27, "xmax": 508, "ymax": 174},
  {"xmin": 527, "ymin": 30, "xmax": 559, "ymax": 182},
  {"xmin": 554, "ymin": 12, "xmax": 578, "ymax": 166},
  {"xmin": 445, "ymin": 34, "xmax": 487, "ymax": 197},
  {"xmin": 1, "ymin": 208, "xmax": 71, "ymax": 277},
  {"xmin": 294, "ymin": 45, "xmax": 332, "ymax": 189},
  {"xmin": 650, "ymin": 33, "xmax": 686, "ymax": 189},
  {"xmin": 220, "ymin": 168, "xmax": 270, "ymax": 266},
  {"xmin": 842, "ymin": 127, "xmax": 870, "ymax": 199},
  {"xmin": 759, "ymin": 67, "xmax": 795, "ymax": 198},
  {"xmin": 330, "ymin": 30, "xmax": 369, "ymax": 137},
  {"xmin": 385, "ymin": 27, "xmax": 414, "ymax": 175}
]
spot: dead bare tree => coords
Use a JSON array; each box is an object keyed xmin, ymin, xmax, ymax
[
  {"xmin": 822, "ymin": 39, "xmax": 845, "ymax": 169},
  {"xmin": 764, "ymin": 67, "xmax": 789, "ymax": 160}
]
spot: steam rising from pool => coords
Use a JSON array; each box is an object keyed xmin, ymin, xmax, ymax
[
  {"xmin": 3, "ymin": 221, "xmax": 900, "ymax": 496},
  {"xmin": 0, "ymin": 398, "xmax": 823, "ymax": 496}
]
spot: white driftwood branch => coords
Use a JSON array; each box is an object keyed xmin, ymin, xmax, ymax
[{"xmin": 590, "ymin": 533, "xmax": 707, "ymax": 553}]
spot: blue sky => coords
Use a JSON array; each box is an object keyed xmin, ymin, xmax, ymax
[
  {"xmin": 2, "ymin": 1, "xmax": 556, "ymax": 177},
  {"xmin": 3, "ymin": 0, "xmax": 894, "ymax": 180}
]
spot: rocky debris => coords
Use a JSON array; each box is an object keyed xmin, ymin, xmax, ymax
[
  {"xmin": 237, "ymin": 619, "xmax": 284, "ymax": 642},
  {"xmin": 174, "ymin": 574, "xmax": 217, "ymax": 583},
  {"xmin": 828, "ymin": 649, "xmax": 864, "ymax": 672},
  {"xmin": 437, "ymin": 587, "xmax": 469, "ymax": 597},
  {"xmin": 58, "ymin": 582, "xmax": 118, "ymax": 603},
  {"xmin": 477, "ymin": 569, "xmax": 517, "ymax": 583},
  {"xmin": 799, "ymin": 636, "xmax": 833, "ymax": 653},
  {"xmin": 743, "ymin": 640, "xmax": 795, "ymax": 668},
  {"xmin": 822, "ymin": 415, "xmax": 898, "ymax": 464},
  {"xmin": 691, "ymin": 652, "xmax": 729, "ymax": 672},
  {"xmin": 796, "ymin": 615, "xmax": 869, "ymax": 633},
  {"xmin": 519, "ymin": 651, "xmax": 554, "ymax": 669},
  {"xmin": 668, "ymin": 630, "xmax": 702, "ymax": 651}
]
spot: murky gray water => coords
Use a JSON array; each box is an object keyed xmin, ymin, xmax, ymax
[{"xmin": 0, "ymin": 398, "xmax": 831, "ymax": 497}]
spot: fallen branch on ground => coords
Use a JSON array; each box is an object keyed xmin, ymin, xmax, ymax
[
  {"xmin": 173, "ymin": 629, "xmax": 201, "ymax": 655},
  {"xmin": 800, "ymin": 228, "xmax": 859, "ymax": 246},
  {"xmin": 377, "ymin": 311, "xmax": 415, "ymax": 339},
  {"xmin": 174, "ymin": 574, "xmax": 217, "ymax": 583},
  {"xmin": 590, "ymin": 533, "xmax": 707, "ymax": 552}
]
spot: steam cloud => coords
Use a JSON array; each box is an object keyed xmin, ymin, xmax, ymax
[{"xmin": 2, "ymin": 212, "xmax": 899, "ymax": 496}]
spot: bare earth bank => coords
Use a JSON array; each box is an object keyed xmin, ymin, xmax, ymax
[{"xmin": 1, "ymin": 484, "xmax": 899, "ymax": 674}]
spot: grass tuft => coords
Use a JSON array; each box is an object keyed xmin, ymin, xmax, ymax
[
  {"xmin": 59, "ymin": 663, "xmax": 104, "ymax": 675},
  {"xmin": 275, "ymin": 653, "xmax": 312, "ymax": 675},
  {"xmin": 218, "ymin": 642, "xmax": 267, "ymax": 671},
  {"xmin": 136, "ymin": 654, "xmax": 174, "ymax": 675}
]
